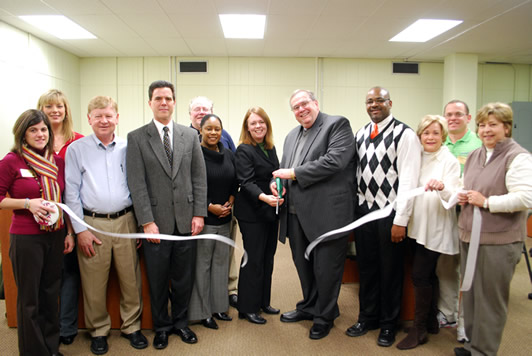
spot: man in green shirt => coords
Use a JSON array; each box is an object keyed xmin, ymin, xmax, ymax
[
  {"xmin": 444, "ymin": 100, "xmax": 482, "ymax": 174},
  {"xmin": 437, "ymin": 100, "xmax": 482, "ymax": 343}
]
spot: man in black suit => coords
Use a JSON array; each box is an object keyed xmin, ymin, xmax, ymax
[
  {"xmin": 272, "ymin": 89, "xmax": 355, "ymax": 340},
  {"xmin": 126, "ymin": 80, "xmax": 207, "ymax": 350}
]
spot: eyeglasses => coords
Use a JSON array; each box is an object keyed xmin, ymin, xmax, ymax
[
  {"xmin": 444, "ymin": 112, "xmax": 466, "ymax": 118},
  {"xmin": 291, "ymin": 100, "xmax": 313, "ymax": 112},
  {"xmin": 365, "ymin": 98, "xmax": 389, "ymax": 105}
]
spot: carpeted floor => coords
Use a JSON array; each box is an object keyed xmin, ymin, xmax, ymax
[{"xmin": 1, "ymin": 235, "xmax": 531, "ymax": 355}]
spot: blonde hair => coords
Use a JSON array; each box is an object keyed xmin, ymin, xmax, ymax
[
  {"xmin": 417, "ymin": 115, "xmax": 448, "ymax": 142},
  {"xmin": 475, "ymin": 102, "xmax": 513, "ymax": 137},
  {"xmin": 36, "ymin": 89, "xmax": 74, "ymax": 142},
  {"xmin": 239, "ymin": 107, "xmax": 274, "ymax": 149},
  {"xmin": 87, "ymin": 96, "xmax": 118, "ymax": 114}
]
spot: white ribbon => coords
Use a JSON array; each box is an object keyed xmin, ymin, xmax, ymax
[
  {"xmin": 56, "ymin": 202, "xmax": 248, "ymax": 267},
  {"xmin": 460, "ymin": 206, "xmax": 482, "ymax": 292},
  {"xmin": 304, "ymin": 187, "xmax": 480, "ymax": 292},
  {"xmin": 304, "ymin": 187, "xmax": 426, "ymax": 259}
]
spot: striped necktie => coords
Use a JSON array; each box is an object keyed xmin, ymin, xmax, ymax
[{"xmin": 163, "ymin": 126, "xmax": 172, "ymax": 167}]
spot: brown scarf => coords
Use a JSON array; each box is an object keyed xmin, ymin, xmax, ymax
[{"xmin": 22, "ymin": 145, "xmax": 63, "ymax": 231}]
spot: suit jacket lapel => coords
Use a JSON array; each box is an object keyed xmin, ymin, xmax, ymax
[
  {"xmin": 251, "ymin": 144, "xmax": 271, "ymax": 167},
  {"xmin": 298, "ymin": 113, "xmax": 324, "ymax": 165},
  {"xmin": 286, "ymin": 128, "xmax": 301, "ymax": 167},
  {"xmin": 171, "ymin": 122, "xmax": 184, "ymax": 179},
  {"xmin": 147, "ymin": 121, "xmax": 172, "ymax": 177}
]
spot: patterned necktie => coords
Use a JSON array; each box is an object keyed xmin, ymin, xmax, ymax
[
  {"xmin": 163, "ymin": 126, "xmax": 173, "ymax": 167},
  {"xmin": 370, "ymin": 123, "xmax": 379, "ymax": 139}
]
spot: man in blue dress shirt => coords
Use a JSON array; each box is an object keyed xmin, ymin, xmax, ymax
[{"xmin": 64, "ymin": 96, "xmax": 147, "ymax": 355}]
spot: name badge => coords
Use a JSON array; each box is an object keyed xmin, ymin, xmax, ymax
[{"xmin": 20, "ymin": 169, "xmax": 35, "ymax": 178}]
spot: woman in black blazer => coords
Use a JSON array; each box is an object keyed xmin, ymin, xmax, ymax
[{"xmin": 234, "ymin": 106, "xmax": 284, "ymax": 324}]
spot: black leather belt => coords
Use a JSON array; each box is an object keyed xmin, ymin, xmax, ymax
[{"xmin": 83, "ymin": 206, "xmax": 133, "ymax": 219}]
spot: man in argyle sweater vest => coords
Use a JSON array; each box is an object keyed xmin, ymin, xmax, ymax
[{"xmin": 346, "ymin": 87, "xmax": 421, "ymax": 347}]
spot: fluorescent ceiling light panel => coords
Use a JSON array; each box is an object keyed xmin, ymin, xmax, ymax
[
  {"xmin": 390, "ymin": 19, "xmax": 462, "ymax": 42},
  {"xmin": 19, "ymin": 15, "xmax": 96, "ymax": 39},
  {"xmin": 219, "ymin": 14, "xmax": 265, "ymax": 39}
]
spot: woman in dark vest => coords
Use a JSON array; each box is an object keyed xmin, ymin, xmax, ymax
[{"xmin": 454, "ymin": 102, "xmax": 532, "ymax": 356}]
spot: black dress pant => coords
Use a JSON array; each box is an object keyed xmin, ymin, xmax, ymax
[
  {"xmin": 237, "ymin": 220, "xmax": 278, "ymax": 313},
  {"xmin": 10, "ymin": 230, "xmax": 64, "ymax": 356},
  {"xmin": 354, "ymin": 207, "xmax": 406, "ymax": 329},
  {"xmin": 411, "ymin": 242, "xmax": 440, "ymax": 288},
  {"xmin": 287, "ymin": 213, "xmax": 349, "ymax": 325},
  {"xmin": 143, "ymin": 227, "xmax": 196, "ymax": 331}
]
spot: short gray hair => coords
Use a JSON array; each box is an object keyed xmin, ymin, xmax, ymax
[
  {"xmin": 289, "ymin": 89, "xmax": 317, "ymax": 108},
  {"xmin": 189, "ymin": 96, "xmax": 213, "ymax": 113}
]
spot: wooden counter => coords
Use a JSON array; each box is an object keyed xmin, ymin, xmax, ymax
[{"xmin": 342, "ymin": 232, "xmax": 415, "ymax": 321}]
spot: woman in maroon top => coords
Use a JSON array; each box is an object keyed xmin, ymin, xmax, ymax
[
  {"xmin": 0, "ymin": 109, "xmax": 74, "ymax": 356},
  {"xmin": 37, "ymin": 89, "xmax": 83, "ymax": 345}
]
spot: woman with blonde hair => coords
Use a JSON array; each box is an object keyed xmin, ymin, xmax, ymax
[
  {"xmin": 234, "ymin": 106, "xmax": 283, "ymax": 324},
  {"xmin": 37, "ymin": 89, "xmax": 83, "ymax": 345},
  {"xmin": 37, "ymin": 89, "xmax": 83, "ymax": 158},
  {"xmin": 397, "ymin": 115, "xmax": 461, "ymax": 350}
]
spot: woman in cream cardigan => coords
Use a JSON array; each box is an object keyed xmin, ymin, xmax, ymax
[{"xmin": 397, "ymin": 115, "xmax": 461, "ymax": 350}]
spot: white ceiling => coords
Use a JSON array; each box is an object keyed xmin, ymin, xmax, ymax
[{"xmin": 1, "ymin": 0, "xmax": 532, "ymax": 63}]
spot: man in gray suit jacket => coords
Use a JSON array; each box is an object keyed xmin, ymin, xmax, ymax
[
  {"xmin": 272, "ymin": 89, "xmax": 355, "ymax": 340},
  {"xmin": 126, "ymin": 80, "xmax": 207, "ymax": 350}
]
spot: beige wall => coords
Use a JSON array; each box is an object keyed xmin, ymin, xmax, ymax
[
  {"xmin": 78, "ymin": 57, "xmax": 447, "ymax": 156},
  {"xmin": 477, "ymin": 63, "xmax": 532, "ymax": 106},
  {"xmin": 0, "ymin": 21, "xmax": 80, "ymax": 157},
  {"xmin": 2, "ymin": 20, "xmax": 532, "ymax": 159}
]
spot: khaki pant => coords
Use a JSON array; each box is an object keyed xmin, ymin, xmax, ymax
[
  {"xmin": 436, "ymin": 253, "xmax": 460, "ymax": 322},
  {"xmin": 461, "ymin": 241, "xmax": 522, "ymax": 356},
  {"xmin": 77, "ymin": 212, "xmax": 142, "ymax": 337}
]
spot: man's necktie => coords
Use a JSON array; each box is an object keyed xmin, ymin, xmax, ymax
[
  {"xmin": 370, "ymin": 123, "xmax": 379, "ymax": 139},
  {"xmin": 163, "ymin": 126, "xmax": 173, "ymax": 167}
]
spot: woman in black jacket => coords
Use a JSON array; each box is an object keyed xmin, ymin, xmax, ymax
[{"xmin": 234, "ymin": 107, "xmax": 284, "ymax": 324}]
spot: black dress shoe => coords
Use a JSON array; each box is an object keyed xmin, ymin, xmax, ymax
[
  {"xmin": 229, "ymin": 294, "xmax": 238, "ymax": 308},
  {"xmin": 153, "ymin": 331, "xmax": 169, "ymax": 350},
  {"xmin": 121, "ymin": 330, "xmax": 148, "ymax": 349},
  {"xmin": 213, "ymin": 312, "xmax": 232, "ymax": 321},
  {"xmin": 51, "ymin": 353, "xmax": 64, "ymax": 356},
  {"xmin": 90, "ymin": 336, "xmax": 108, "ymax": 355},
  {"xmin": 377, "ymin": 328, "xmax": 396, "ymax": 347},
  {"xmin": 346, "ymin": 321, "xmax": 379, "ymax": 337},
  {"xmin": 59, "ymin": 334, "xmax": 76, "ymax": 345},
  {"xmin": 261, "ymin": 305, "xmax": 280, "ymax": 314},
  {"xmin": 201, "ymin": 317, "xmax": 219, "ymax": 329},
  {"xmin": 309, "ymin": 323, "xmax": 332, "ymax": 340},
  {"xmin": 174, "ymin": 327, "xmax": 198, "ymax": 344},
  {"xmin": 280, "ymin": 309, "xmax": 313, "ymax": 323},
  {"xmin": 454, "ymin": 347, "xmax": 472, "ymax": 356},
  {"xmin": 238, "ymin": 312, "xmax": 267, "ymax": 324}
]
